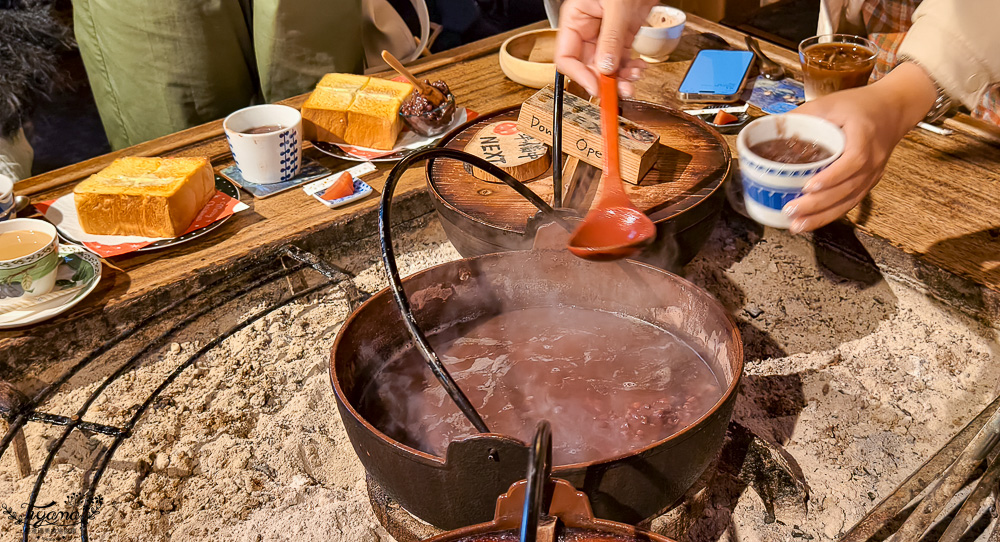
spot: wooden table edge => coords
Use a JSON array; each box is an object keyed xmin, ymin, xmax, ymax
[{"xmin": 3, "ymin": 15, "xmax": 999, "ymax": 367}]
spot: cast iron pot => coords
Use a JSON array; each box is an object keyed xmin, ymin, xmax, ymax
[{"xmin": 330, "ymin": 250, "xmax": 743, "ymax": 530}]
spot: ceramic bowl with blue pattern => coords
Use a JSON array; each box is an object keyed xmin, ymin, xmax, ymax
[{"xmin": 736, "ymin": 114, "xmax": 844, "ymax": 228}]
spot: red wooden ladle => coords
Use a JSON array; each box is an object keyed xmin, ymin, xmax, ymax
[{"xmin": 567, "ymin": 74, "xmax": 656, "ymax": 261}]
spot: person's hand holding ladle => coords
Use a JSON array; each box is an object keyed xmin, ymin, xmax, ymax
[{"xmin": 567, "ymin": 74, "xmax": 656, "ymax": 261}]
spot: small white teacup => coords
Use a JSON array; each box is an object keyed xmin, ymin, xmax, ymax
[
  {"xmin": 0, "ymin": 174, "xmax": 15, "ymax": 222},
  {"xmin": 0, "ymin": 218, "xmax": 60, "ymax": 300},
  {"xmin": 736, "ymin": 114, "xmax": 845, "ymax": 229},
  {"xmin": 224, "ymin": 104, "xmax": 303, "ymax": 185},
  {"xmin": 632, "ymin": 6, "xmax": 686, "ymax": 63}
]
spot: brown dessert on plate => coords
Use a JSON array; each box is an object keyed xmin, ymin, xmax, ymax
[
  {"xmin": 750, "ymin": 137, "xmax": 833, "ymax": 164},
  {"xmin": 400, "ymin": 79, "xmax": 457, "ymax": 137}
]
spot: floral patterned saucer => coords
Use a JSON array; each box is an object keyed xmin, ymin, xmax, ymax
[{"xmin": 0, "ymin": 245, "xmax": 102, "ymax": 328}]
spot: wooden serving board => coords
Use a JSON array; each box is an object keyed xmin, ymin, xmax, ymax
[
  {"xmin": 428, "ymin": 102, "xmax": 729, "ymax": 238},
  {"xmin": 517, "ymin": 85, "xmax": 661, "ymax": 185}
]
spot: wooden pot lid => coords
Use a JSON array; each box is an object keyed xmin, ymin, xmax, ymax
[{"xmin": 427, "ymin": 101, "xmax": 730, "ymax": 235}]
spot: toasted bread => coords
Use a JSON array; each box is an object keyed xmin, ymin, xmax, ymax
[
  {"xmin": 302, "ymin": 88, "xmax": 356, "ymax": 142},
  {"xmin": 73, "ymin": 157, "xmax": 215, "ymax": 238},
  {"xmin": 315, "ymin": 73, "xmax": 369, "ymax": 92},
  {"xmin": 301, "ymin": 74, "xmax": 414, "ymax": 150}
]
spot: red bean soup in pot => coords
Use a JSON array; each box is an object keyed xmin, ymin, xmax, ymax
[{"xmin": 360, "ymin": 306, "xmax": 724, "ymax": 465}]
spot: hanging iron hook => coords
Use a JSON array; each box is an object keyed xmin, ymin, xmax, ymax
[{"xmin": 520, "ymin": 420, "xmax": 553, "ymax": 542}]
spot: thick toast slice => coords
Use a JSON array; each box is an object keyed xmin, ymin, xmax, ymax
[{"xmin": 73, "ymin": 157, "xmax": 215, "ymax": 238}]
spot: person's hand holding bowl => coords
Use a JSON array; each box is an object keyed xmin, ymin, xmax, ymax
[{"xmin": 783, "ymin": 62, "xmax": 939, "ymax": 233}]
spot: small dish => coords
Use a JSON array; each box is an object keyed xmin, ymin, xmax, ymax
[
  {"xmin": 0, "ymin": 244, "xmax": 101, "ymax": 328},
  {"xmin": 303, "ymin": 162, "xmax": 377, "ymax": 209},
  {"xmin": 632, "ymin": 6, "xmax": 686, "ymax": 63},
  {"xmin": 310, "ymin": 179, "xmax": 373, "ymax": 209},
  {"xmin": 696, "ymin": 111, "xmax": 751, "ymax": 134},
  {"xmin": 500, "ymin": 28, "xmax": 557, "ymax": 88},
  {"xmin": 221, "ymin": 157, "xmax": 332, "ymax": 199}
]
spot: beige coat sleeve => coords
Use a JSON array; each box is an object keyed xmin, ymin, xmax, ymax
[{"xmin": 897, "ymin": 0, "xmax": 1000, "ymax": 110}]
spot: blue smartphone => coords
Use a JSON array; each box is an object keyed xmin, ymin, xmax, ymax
[{"xmin": 678, "ymin": 50, "xmax": 756, "ymax": 103}]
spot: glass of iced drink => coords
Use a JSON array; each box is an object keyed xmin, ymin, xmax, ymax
[{"xmin": 798, "ymin": 34, "xmax": 877, "ymax": 101}]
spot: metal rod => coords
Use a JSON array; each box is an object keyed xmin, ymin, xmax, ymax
[
  {"xmin": 0, "ymin": 253, "xmax": 292, "ymax": 463},
  {"xmin": 281, "ymin": 245, "xmax": 370, "ymax": 311},
  {"xmin": 0, "ymin": 381, "xmax": 32, "ymax": 477},
  {"xmin": 80, "ymin": 273, "xmax": 344, "ymax": 541},
  {"xmin": 379, "ymin": 147, "xmax": 573, "ymax": 435},
  {"xmin": 381, "ymin": 150, "xmax": 491, "ymax": 433},
  {"xmin": 3, "ymin": 422, "xmax": 29, "ymax": 478},
  {"xmin": 892, "ymin": 404, "xmax": 1000, "ymax": 541},
  {"xmin": 21, "ymin": 260, "xmax": 310, "ymax": 541},
  {"xmin": 419, "ymin": 147, "xmax": 570, "ymax": 228},
  {"xmin": 520, "ymin": 420, "xmax": 553, "ymax": 542},
  {"xmin": 28, "ymin": 412, "xmax": 124, "ymax": 437},
  {"xmin": 840, "ymin": 393, "xmax": 1000, "ymax": 542},
  {"xmin": 552, "ymin": 71, "xmax": 565, "ymax": 209}
]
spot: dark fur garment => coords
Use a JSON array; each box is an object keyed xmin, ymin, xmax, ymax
[{"xmin": 0, "ymin": 0, "xmax": 72, "ymax": 138}]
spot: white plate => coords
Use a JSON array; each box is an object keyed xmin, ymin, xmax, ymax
[
  {"xmin": 311, "ymin": 108, "xmax": 471, "ymax": 163},
  {"xmin": 47, "ymin": 176, "xmax": 244, "ymax": 254},
  {"xmin": 0, "ymin": 245, "xmax": 102, "ymax": 328}
]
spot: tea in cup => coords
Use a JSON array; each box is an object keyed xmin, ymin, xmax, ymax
[
  {"xmin": 223, "ymin": 104, "xmax": 303, "ymax": 185},
  {"xmin": 0, "ymin": 218, "xmax": 60, "ymax": 300}
]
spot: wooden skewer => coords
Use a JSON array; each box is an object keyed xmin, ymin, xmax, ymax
[
  {"xmin": 840, "ymin": 394, "xmax": 1000, "ymax": 542},
  {"xmin": 536, "ymin": 516, "xmax": 557, "ymax": 542},
  {"xmin": 0, "ymin": 381, "xmax": 32, "ymax": 478},
  {"xmin": 380, "ymin": 50, "xmax": 447, "ymax": 107}
]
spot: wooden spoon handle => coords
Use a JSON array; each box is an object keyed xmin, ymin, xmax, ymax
[
  {"xmin": 381, "ymin": 50, "xmax": 423, "ymax": 87},
  {"xmin": 381, "ymin": 50, "xmax": 445, "ymax": 106},
  {"xmin": 598, "ymin": 74, "xmax": 621, "ymax": 182}
]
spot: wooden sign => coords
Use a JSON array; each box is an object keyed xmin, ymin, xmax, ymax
[
  {"xmin": 516, "ymin": 85, "xmax": 660, "ymax": 185},
  {"xmin": 463, "ymin": 121, "xmax": 552, "ymax": 182}
]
